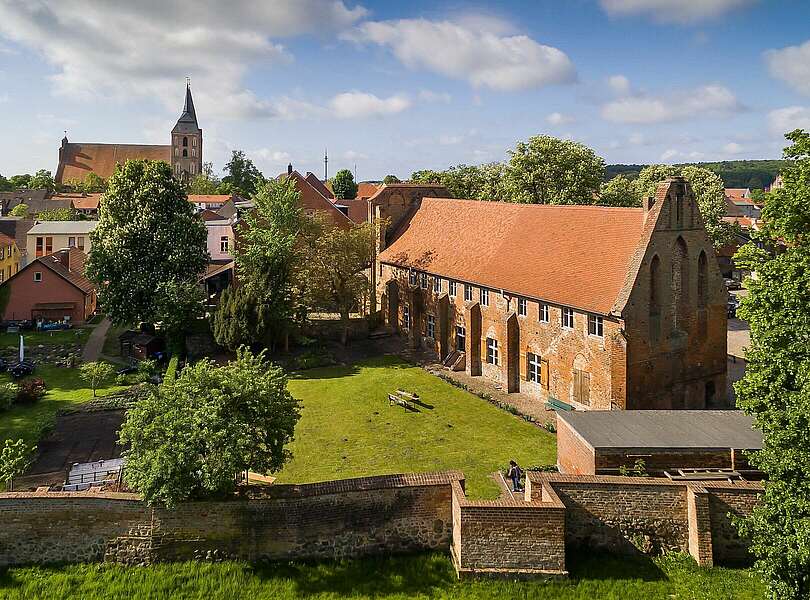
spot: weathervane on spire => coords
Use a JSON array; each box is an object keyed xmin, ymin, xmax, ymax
[{"xmin": 186, "ymin": 76, "xmax": 191, "ymax": 88}]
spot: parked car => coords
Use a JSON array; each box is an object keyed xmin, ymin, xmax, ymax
[
  {"xmin": 724, "ymin": 278, "xmax": 742, "ymax": 291},
  {"xmin": 9, "ymin": 361, "xmax": 35, "ymax": 378}
]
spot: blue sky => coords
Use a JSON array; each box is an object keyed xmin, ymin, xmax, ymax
[{"xmin": 1, "ymin": 0, "xmax": 809, "ymax": 181}]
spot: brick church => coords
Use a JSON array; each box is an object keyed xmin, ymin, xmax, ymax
[
  {"xmin": 55, "ymin": 84, "xmax": 203, "ymax": 185},
  {"xmin": 376, "ymin": 178, "xmax": 728, "ymax": 411}
]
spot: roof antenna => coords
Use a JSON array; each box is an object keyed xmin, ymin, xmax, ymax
[{"xmin": 324, "ymin": 147, "xmax": 329, "ymax": 181}]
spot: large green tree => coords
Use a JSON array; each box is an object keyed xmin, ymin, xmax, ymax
[
  {"xmin": 9, "ymin": 174, "xmax": 31, "ymax": 189},
  {"xmin": 86, "ymin": 159, "xmax": 209, "ymax": 327},
  {"xmin": 0, "ymin": 173, "xmax": 12, "ymax": 192},
  {"xmin": 36, "ymin": 207, "xmax": 76, "ymax": 221},
  {"xmin": 188, "ymin": 162, "xmax": 221, "ymax": 194},
  {"xmin": 300, "ymin": 216, "xmax": 374, "ymax": 345},
  {"xmin": 505, "ymin": 135, "xmax": 605, "ymax": 204},
  {"xmin": 222, "ymin": 151, "xmax": 265, "ymax": 198},
  {"xmin": 119, "ymin": 347, "xmax": 300, "ymax": 507},
  {"xmin": 9, "ymin": 203, "xmax": 28, "ymax": 217},
  {"xmin": 28, "ymin": 169, "xmax": 56, "ymax": 193},
  {"xmin": 331, "ymin": 169, "xmax": 358, "ymax": 200},
  {"xmin": 211, "ymin": 285, "xmax": 271, "ymax": 352},
  {"xmin": 734, "ymin": 130, "xmax": 810, "ymax": 600},
  {"xmin": 597, "ymin": 174, "xmax": 640, "ymax": 207}
]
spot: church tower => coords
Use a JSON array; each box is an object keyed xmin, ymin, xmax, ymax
[{"xmin": 171, "ymin": 82, "xmax": 203, "ymax": 182}]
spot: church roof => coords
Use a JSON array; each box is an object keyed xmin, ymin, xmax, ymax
[
  {"xmin": 172, "ymin": 84, "xmax": 201, "ymax": 134},
  {"xmin": 55, "ymin": 143, "xmax": 171, "ymax": 184}
]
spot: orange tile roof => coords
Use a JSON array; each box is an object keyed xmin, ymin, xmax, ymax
[
  {"xmin": 356, "ymin": 182, "xmax": 381, "ymax": 199},
  {"xmin": 56, "ymin": 143, "xmax": 171, "ymax": 183},
  {"xmin": 188, "ymin": 194, "xmax": 232, "ymax": 204},
  {"xmin": 280, "ymin": 171, "xmax": 353, "ymax": 227},
  {"xmin": 378, "ymin": 198, "xmax": 647, "ymax": 315},
  {"xmin": 305, "ymin": 173, "xmax": 334, "ymax": 199},
  {"xmin": 37, "ymin": 249, "xmax": 94, "ymax": 294},
  {"xmin": 51, "ymin": 193, "xmax": 103, "ymax": 210}
]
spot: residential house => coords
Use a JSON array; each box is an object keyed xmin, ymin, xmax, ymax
[
  {"xmin": 0, "ymin": 217, "xmax": 35, "ymax": 266},
  {"xmin": 26, "ymin": 221, "xmax": 98, "ymax": 259},
  {"xmin": 377, "ymin": 178, "xmax": 728, "ymax": 411},
  {"xmin": 0, "ymin": 189, "xmax": 47, "ymax": 216},
  {"xmin": 1, "ymin": 248, "xmax": 96, "ymax": 324},
  {"xmin": 51, "ymin": 192, "xmax": 103, "ymax": 217},
  {"xmin": 724, "ymin": 188, "xmax": 760, "ymax": 219},
  {"xmin": 188, "ymin": 194, "xmax": 234, "ymax": 211},
  {"xmin": 0, "ymin": 232, "xmax": 20, "ymax": 284}
]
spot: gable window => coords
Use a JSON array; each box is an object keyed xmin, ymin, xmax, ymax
[
  {"xmin": 455, "ymin": 325, "xmax": 466, "ymax": 352},
  {"xmin": 403, "ymin": 305, "xmax": 411, "ymax": 330},
  {"xmin": 33, "ymin": 271, "xmax": 42, "ymax": 282},
  {"xmin": 220, "ymin": 236, "xmax": 230, "ymax": 253},
  {"xmin": 464, "ymin": 284, "xmax": 472, "ymax": 302},
  {"xmin": 518, "ymin": 297, "xmax": 527, "ymax": 316},
  {"xmin": 480, "ymin": 288, "xmax": 489, "ymax": 306},
  {"xmin": 486, "ymin": 337, "xmax": 499, "ymax": 365},
  {"xmin": 433, "ymin": 276, "xmax": 441, "ymax": 293},
  {"xmin": 562, "ymin": 307, "xmax": 574, "ymax": 329},
  {"xmin": 68, "ymin": 236, "xmax": 76, "ymax": 248},
  {"xmin": 449, "ymin": 281, "xmax": 457, "ymax": 297},
  {"xmin": 77, "ymin": 237, "xmax": 85, "ymax": 251},
  {"xmin": 420, "ymin": 272, "xmax": 428, "ymax": 289},
  {"xmin": 426, "ymin": 314, "xmax": 435, "ymax": 339},
  {"xmin": 527, "ymin": 353, "xmax": 542, "ymax": 383},
  {"xmin": 588, "ymin": 315, "xmax": 604, "ymax": 337},
  {"xmin": 539, "ymin": 303, "xmax": 549, "ymax": 323},
  {"xmin": 409, "ymin": 270, "xmax": 417, "ymax": 286}
]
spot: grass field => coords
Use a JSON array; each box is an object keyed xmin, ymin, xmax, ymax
[
  {"xmin": 0, "ymin": 365, "xmax": 126, "ymax": 446},
  {"xmin": 276, "ymin": 356, "xmax": 555, "ymax": 499},
  {"xmin": 0, "ymin": 551, "xmax": 765, "ymax": 600},
  {"xmin": 0, "ymin": 328, "xmax": 91, "ymax": 348}
]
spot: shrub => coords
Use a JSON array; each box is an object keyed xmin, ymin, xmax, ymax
[
  {"xmin": 16, "ymin": 378, "xmax": 46, "ymax": 404},
  {"xmin": 0, "ymin": 439, "xmax": 35, "ymax": 488},
  {"xmin": 0, "ymin": 383, "xmax": 17, "ymax": 411}
]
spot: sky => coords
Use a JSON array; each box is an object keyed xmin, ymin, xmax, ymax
[{"xmin": 1, "ymin": 0, "xmax": 809, "ymax": 181}]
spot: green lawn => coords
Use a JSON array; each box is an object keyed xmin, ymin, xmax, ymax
[
  {"xmin": 0, "ymin": 365, "xmax": 127, "ymax": 447},
  {"xmin": 0, "ymin": 328, "xmax": 91, "ymax": 348},
  {"xmin": 0, "ymin": 552, "xmax": 765, "ymax": 600},
  {"xmin": 276, "ymin": 356, "xmax": 555, "ymax": 499}
]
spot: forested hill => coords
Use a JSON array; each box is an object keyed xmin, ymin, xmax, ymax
[{"xmin": 606, "ymin": 160, "xmax": 790, "ymax": 189}]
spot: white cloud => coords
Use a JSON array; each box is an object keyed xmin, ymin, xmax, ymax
[
  {"xmin": 660, "ymin": 148, "xmax": 705, "ymax": 162},
  {"xmin": 546, "ymin": 112, "xmax": 575, "ymax": 126},
  {"xmin": 599, "ymin": 0, "xmax": 754, "ymax": 24},
  {"xmin": 723, "ymin": 142, "xmax": 744, "ymax": 154},
  {"xmin": 253, "ymin": 149, "xmax": 292, "ymax": 165},
  {"xmin": 329, "ymin": 92, "xmax": 411, "ymax": 119},
  {"xmin": 607, "ymin": 74, "xmax": 631, "ymax": 96},
  {"xmin": 0, "ymin": 1, "xmax": 366, "ymax": 119},
  {"xmin": 765, "ymin": 40, "xmax": 810, "ymax": 96},
  {"xmin": 343, "ymin": 150, "xmax": 368, "ymax": 161},
  {"xmin": 767, "ymin": 106, "xmax": 810, "ymax": 135},
  {"xmin": 418, "ymin": 90, "xmax": 452, "ymax": 104},
  {"xmin": 601, "ymin": 83, "xmax": 741, "ymax": 124},
  {"xmin": 344, "ymin": 18, "xmax": 575, "ymax": 91}
]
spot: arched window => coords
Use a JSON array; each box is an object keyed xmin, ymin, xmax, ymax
[
  {"xmin": 672, "ymin": 237, "xmax": 689, "ymax": 331},
  {"xmin": 183, "ymin": 149, "xmax": 188, "ymax": 158},
  {"xmin": 192, "ymin": 137, "xmax": 197, "ymax": 147},
  {"xmin": 698, "ymin": 250, "xmax": 708, "ymax": 308},
  {"xmin": 182, "ymin": 136, "xmax": 188, "ymax": 147}
]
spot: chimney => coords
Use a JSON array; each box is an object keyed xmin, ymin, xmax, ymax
[
  {"xmin": 287, "ymin": 163, "xmax": 293, "ymax": 176},
  {"xmin": 53, "ymin": 248, "xmax": 71, "ymax": 270}
]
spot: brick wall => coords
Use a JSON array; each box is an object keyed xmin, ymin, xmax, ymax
[
  {"xmin": 556, "ymin": 416, "xmax": 595, "ymax": 475},
  {"xmin": 0, "ymin": 472, "xmax": 461, "ymax": 568}
]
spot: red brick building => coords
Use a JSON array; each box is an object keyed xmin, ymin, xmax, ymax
[
  {"xmin": 376, "ymin": 178, "xmax": 728, "ymax": 411},
  {"xmin": 1, "ymin": 248, "xmax": 97, "ymax": 324}
]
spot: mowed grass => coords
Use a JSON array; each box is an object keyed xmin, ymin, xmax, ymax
[
  {"xmin": 0, "ymin": 365, "xmax": 126, "ymax": 446},
  {"xmin": 0, "ymin": 328, "xmax": 91, "ymax": 348},
  {"xmin": 276, "ymin": 355, "xmax": 555, "ymax": 499},
  {"xmin": 0, "ymin": 552, "xmax": 765, "ymax": 600}
]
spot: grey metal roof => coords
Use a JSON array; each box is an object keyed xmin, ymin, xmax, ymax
[
  {"xmin": 28, "ymin": 220, "xmax": 98, "ymax": 235},
  {"xmin": 557, "ymin": 410, "xmax": 762, "ymax": 450}
]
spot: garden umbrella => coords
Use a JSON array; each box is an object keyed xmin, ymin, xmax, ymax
[{"xmin": 19, "ymin": 334, "xmax": 24, "ymax": 363}]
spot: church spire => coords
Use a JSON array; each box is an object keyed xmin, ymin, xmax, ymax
[{"xmin": 176, "ymin": 79, "xmax": 198, "ymax": 126}]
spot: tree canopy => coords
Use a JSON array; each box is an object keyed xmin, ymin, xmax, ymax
[
  {"xmin": 86, "ymin": 159, "xmax": 209, "ymax": 329},
  {"xmin": 28, "ymin": 169, "xmax": 56, "ymax": 193},
  {"xmin": 597, "ymin": 174, "xmax": 638, "ymax": 207},
  {"xmin": 222, "ymin": 151, "xmax": 265, "ymax": 198},
  {"xmin": 36, "ymin": 207, "xmax": 77, "ymax": 221},
  {"xmin": 0, "ymin": 174, "xmax": 12, "ymax": 192},
  {"xmin": 382, "ymin": 174, "xmax": 401, "ymax": 185},
  {"xmin": 331, "ymin": 169, "xmax": 358, "ymax": 200},
  {"xmin": 188, "ymin": 162, "xmax": 222, "ymax": 194},
  {"xmin": 734, "ymin": 129, "xmax": 810, "ymax": 600},
  {"xmin": 9, "ymin": 204, "xmax": 28, "ymax": 217},
  {"xmin": 119, "ymin": 347, "xmax": 300, "ymax": 507}
]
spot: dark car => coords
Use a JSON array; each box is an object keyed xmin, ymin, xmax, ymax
[
  {"xmin": 9, "ymin": 361, "xmax": 35, "ymax": 378},
  {"xmin": 724, "ymin": 278, "xmax": 742, "ymax": 291}
]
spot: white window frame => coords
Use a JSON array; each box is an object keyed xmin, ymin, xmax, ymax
[
  {"xmin": 33, "ymin": 271, "xmax": 43, "ymax": 282},
  {"xmin": 527, "ymin": 352, "xmax": 541, "ymax": 383},
  {"xmin": 409, "ymin": 270, "xmax": 417, "ymax": 286},
  {"xmin": 486, "ymin": 337, "xmax": 499, "ymax": 365},
  {"xmin": 562, "ymin": 307, "xmax": 574, "ymax": 329},
  {"xmin": 426, "ymin": 314, "xmax": 435, "ymax": 339},
  {"xmin": 455, "ymin": 325, "xmax": 466, "ymax": 352},
  {"xmin": 464, "ymin": 284, "xmax": 473, "ymax": 302},
  {"xmin": 588, "ymin": 314, "xmax": 604, "ymax": 337},
  {"xmin": 220, "ymin": 236, "xmax": 230, "ymax": 253},
  {"xmin": 403, "ymin": 305, "xmax": 411, "ymax": 330},
  {"xmin": 518, "ymin": 297, "xmax": 527, "ymax": 316},
  {"xmin": 433, "ymin": 276, "xmax": 441, "ymax": 293},
  {"xmin": 420, "ymin": 272, "xmax": 428, "ymax": 289},
  {"xmin": 480, "ymin": 288, "xmax": 489, "ymax": 306},
  {"xmin": 539, "ymin": 303, "xmax": 549, "ymax": 323},
  {"xmin": 449, "ymin": 281, "xmax": 457, "ymax": 297}
]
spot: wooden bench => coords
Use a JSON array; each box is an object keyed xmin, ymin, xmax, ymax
[
  {"xmin": 395, "ymin": 389, "xmax": 420, "ymax": 402},
  {"xmin": 545, "ymin": 397, "xmax": 573, "ymax": 411},
  {"xmin": 388, "ymin": 393, "xmax": 414, "ymax": 411}
]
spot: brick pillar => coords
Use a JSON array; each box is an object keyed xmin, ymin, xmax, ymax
[
  {"xmin": 466, "ymin": 303, "xmax": 482, "ymax": 377},
  {"xmin": 408, "ymin": 288, "xmax": 422, "ymax": 349},
  {"xmin": 687, "ymin": 484, "xmax": 713, "ymax": 567}
]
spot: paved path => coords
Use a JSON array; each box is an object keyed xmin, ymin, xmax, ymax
[{"xmin": 82, "ymin": 316, "xmax": 111, "ymax": 362}]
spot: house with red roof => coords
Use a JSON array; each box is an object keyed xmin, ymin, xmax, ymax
[
  {"xmin": 376, "ymin": 178, "xmax": 728, "ymax": 411},
  {"xmin": 1, "ymin": 248, "xmax": 97, "ymax": 324}
]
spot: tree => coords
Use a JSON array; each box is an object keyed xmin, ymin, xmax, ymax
[
  {"xmin": 79, "ymin": 361, "xmax": 115, "ymax": 397},
  {"xmin": 0, "ymin": 173, "xmax": 12, "ymax": 192},
  {"xmin": 504, "ymin": 136, "xmax": 605, "ymax": 204},
  {"xmin": 634, "ymin": 164, "xmax": 735, "ymax": 248},
  {"xmin": 9, "ymin": 174, "xmax": 31, "ymax": 188},
  {"xmin": 222, "ymin": 151, "xmax": 265, "ymax": 198},
  {"xmin": 86, "ymin": 159, "xmax": 209, "ymax": 328},
  {"xmin": 188, "ymin": 162, "xmax": 221, "ymax": 194},
  {"xmin": 382, "ymin": 174, "xmax": 401, "ymax": 185},
  {"xmin": 301, "ymin": 216, "xmax": 375, "ymax": 345},
  {"xmin": 332, "ymin": 169, "xmax": 358, "ymax": 200},
  {"xmin": 9, "ymin": 203, "xmax": 28, "ymax": 217},
  {"xmin": 156, "ymin": 279, "xmax": 206, "ymax": 354},
  {"xmin": 597, "ymin": 175, "xmax": 640, "ymax": 207},
  {"xmin": 221, "ymin": 177, "xmax": 305, "ymax": 351},
  {"xmin": 119, "ymin": 347, "xmax": 300, "ymax": 507},
  {"xmin": 734, "ymin": 129, "xmax": 810, "ymax": 600},
  {"xmin": 212, "ymin": 285, "xmax": 270, "ymax": 352},
  {"xmin": 28, "ymin": 169, "xmax": 56, "ymax": 193},
  {"xmin": 36, "ymin": 207, "xmax": 76, "ymax": 221},
  {"xmin": 0, "ymin": 439, "xmax": 34, "ymax": 489}
]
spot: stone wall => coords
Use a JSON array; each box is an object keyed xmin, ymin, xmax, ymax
[{"xmin": 0, "ymin": 472, "xmax": 461, "ymax": 568}]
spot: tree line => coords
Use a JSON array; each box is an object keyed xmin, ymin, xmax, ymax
[{"xmin": 605, "ymin": 159, "xmax": 789, "ymax": 190}]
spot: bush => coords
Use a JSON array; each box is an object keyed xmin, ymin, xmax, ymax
[
  {"xmin": 16, "ymin": 378, "xmax": 46, "ymax": 404},
  {"xmin": 0, "ymin": 383, "xmax": 17, "ymax": 411},
  {"xmin": 163, "ymin": 356, "xmax": 179, "ymax": 383}
]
